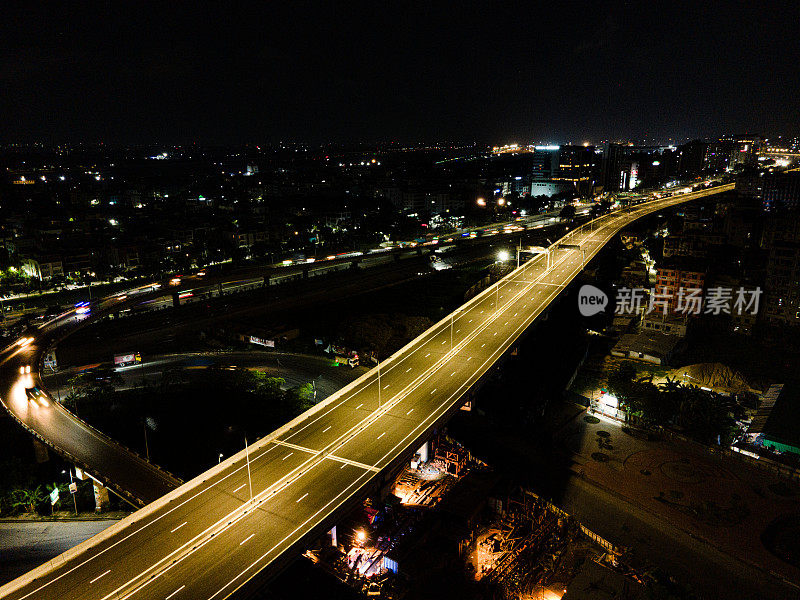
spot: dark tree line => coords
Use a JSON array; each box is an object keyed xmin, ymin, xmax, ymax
[{"xmin": 607, "ymin": 362, "xmax": 743, "ymax": 445}]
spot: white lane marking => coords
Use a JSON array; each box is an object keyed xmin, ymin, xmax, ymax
[
  {"xmin": 441, "ymin": 340, "xmax": 446, "ymax": 344},
  {"xmin": 493, "ymin": 331, "xmax": 498, "ymax": 336},
  {"xmin": 322, "ymin": 426, "xmax": 332, "ymax": 433},
  {"xmin": 425, "ymin": 352, "xmax": 430, "ymax": 357},
  {"xmin": 239, "ymin": 533, "xmax": 255, "ymax": 546},
  {"xmin": 468, "ymin": 319, "xmax": 473, "ymax": 323},
  {"xmin": 90, "ymin": 570, "xmax": 111, "ymax": 584},
  {"xmin": 455, "ymin": 329, "xmax": 460, "ymax": 333},
  {"xmin": 40, "ymin": 198, "xmax": 680, "ymax": 600},
  {"xmin": 232, "ymin": 484, "xmax": 246, "ymax": 494},
  {"xmin": 170, "ymin": 522, "xmax": 187, "ymax": 533},
  {"xmin": 383, "ymin": 384, "xmax": 390, "ymax": 390},
  {"xmin": 282, "ymin": 452, "xmax": 294, "ymax": 461},
  {"xmin": 467, "ymin": 356, "xmax": 473, "ymax": 361},
  {"xmin": 430, "ymin": 388, "xmax": 437, "ymax": 394},
  {"xmin": 377, "ymin": 432, "xmax": 386, "ymax": 439},
  {"xmin": 272, "ymin": 440, "xmax": 316, "ymax": 454},
  {"xmin": 165, "ymin": 585, "xmax": 186, "ymax": 600},
  {"xmin": 481, "ymin": 343, "xmax": 486, "ymax": 347},
  {"xmin": 340, "ymin": 463, "xmax": 348, "ymax": 469},
  {"xmin": 406, "ymin": 408, "xmax": 414, "ymax": 415},
  {"xmin": 296, "ymin": 493, "xmax": 308, "ymax": 503},
  {"xmin": 356, "ymin": 403, "xmax": 363, "ymax": 409},
  {"xmin": 201, "ymin": 196, "xmax": 702, "ymax": 600},
  {"xmin": 325, "ymin": 454, "xmax": 380, "ymax": 471},
  {"xmin": 405, "ymin": 367, "xmax": 412, "ymax": 373}
]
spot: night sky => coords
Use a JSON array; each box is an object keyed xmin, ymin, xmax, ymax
[{"xmin": 2, "ymin": 2, "xmax": 798, "ymax": 145}]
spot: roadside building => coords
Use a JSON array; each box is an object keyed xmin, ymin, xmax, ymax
[
  {"xmin": 610, "ymin": 330, "xmax": 683, "ymax": 365},
  {"xmin": 654, "ymin": 259, "xmax": 707, "ymax": 314},
  {"xmin": 763, "ymin": 242, "xmax": 800, "ymax": 327},
  {"xmin": 745, "ymin": 384, "xmax": 800, "ymax": 457}
]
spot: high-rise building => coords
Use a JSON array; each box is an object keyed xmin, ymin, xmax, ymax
[
  {"xmin": 654, "ymin": 259, "xmax": 707, "ymax": 314},
  {"xmin": 554, "ymin": 145, "xmax": 598, "ymax": 197},
  {"xmin": 704, "ymin": 135, "xmax": 760, "ymax": 172},
  {"xmin": 677, "ymin": 140, "xmax": 709, "ymax": 175},
  {"xmin": 602, "ymin": 144, "xmax": 679, "ymax": 192},
  {"xmin": 763, "ymin": 171, "xmax": 800, "ymax": 212},
  {"xmin": 763, "ymin": 242, "xmax": 800, "ymax": 326},
  {"xmin": 529, "ymin": 146, "xmax": 573, "ymax": 197},
  {"xmin": 729, "ymin": 135, "xmax": 760, "ymax": 170}
]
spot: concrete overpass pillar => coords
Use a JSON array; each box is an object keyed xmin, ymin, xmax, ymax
[
  {"xmin": 302, "ymin": 266, "xmax": 309, "ymax": 279},
  {"xmin": 217, "ymin": 282, "xmax": 223, "ymax": 297},
  {"xmin": 417, "ymin": 441, "xmax": 430, "ymax": 463},
  {"xmin": 328, "ymin": 525, "xmax": 337, "ymax": 548},
  {"xmin": 32, "ymin": 439, "xmax": 49, "ymax": 464},
  {"xmin": 263, "ymin": 274, "xmax": 270, "ymax": 287},
  {"xmin": 93, "ymin": 481, "xmax": 110, "ymax": 512},
  {"xmin": 171, "ymin": 292, "xmax": 180, "ymax": 307}
]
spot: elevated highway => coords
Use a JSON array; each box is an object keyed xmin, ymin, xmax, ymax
[{"xmin": 0, "ymin": 184, "xmax": 733, "ymax": 600}]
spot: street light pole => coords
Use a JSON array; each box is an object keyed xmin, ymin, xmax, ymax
[
  {"xmin": 450, "ymin": 313, "xmax": 454, "ymax": 352},
  {"xmin": 142, "ymin": 420, "xmax": 150, "ymax": 461},
  {"xmin": 66, "ymin": 469, "xmax": 78, "ymax": 516},
  {"xmin": 245, "ymin": 436, "xmax": 253, "ymax": 502}
]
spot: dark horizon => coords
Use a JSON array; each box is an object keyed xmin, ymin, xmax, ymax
[{"xmin": 1, "ymin": 2, "xmax": 798, "ymax": 145}]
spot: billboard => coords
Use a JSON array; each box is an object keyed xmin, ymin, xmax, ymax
[{"xmin": 249, "ymin": 336, "xmax": 275, "ymax": 348}]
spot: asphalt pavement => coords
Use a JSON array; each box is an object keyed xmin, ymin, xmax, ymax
[
  {"xmin": 0, "ymin": 521, "xmax": 120, "ymax": 587},
  {"xmin": 0, "ymin": 186, "xmax": 735, "ymax": 600}
]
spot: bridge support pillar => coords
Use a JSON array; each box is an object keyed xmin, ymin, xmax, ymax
[
  {"xmin": 171, "ymin": 292, "xmax": 180, "ymax": 307},
  {"xmin": 417, "ymin": 441, "xmax": 430, "ymax": 463},
  {"xmin": 263, "ymin": 274, "xmax": 270, "ymax": 287},
  {"xmin": 93, "ymin": 481, "xmax": 110, "ymax": 513},
  {"xmin": 328, "ymin": 525, "xmax": 337, "ymax": 548},
  {"xmin": 32, "ymin": 439, "xmax": 49, "ymax": 464},
  {"xmin": 302, "ymin": 267, "xmax": 309, "ymax": 279},
  {"xmin": 217, "ymin": 282, "xmax": 224, "ymax": 296}
]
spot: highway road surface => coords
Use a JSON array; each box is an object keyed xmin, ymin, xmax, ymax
[
  {"xmin": 0, "ymin": 184, "xmax": 733, "ymax": 600},
  {"xmin": 0, "ymin": 320, "xmax": 182, "ymax": 507}
]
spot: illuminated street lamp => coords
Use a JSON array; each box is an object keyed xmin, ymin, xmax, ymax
[
  {"xmin": 476, "ymin": 197, "xmax": 486, "ymax": 207},
  {"xmin": 497, "ymin": 197, "xmax": 506, "ymax": 206},
  {"xmin": 497, "ymin": 250, "xmax": 510, "ymax": 262}
]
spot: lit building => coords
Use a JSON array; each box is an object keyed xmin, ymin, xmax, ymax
[
  {"xmin": 603, "ymin": 143, "xmax": 679, "ymax": 191},
  {"xmin": 704, "ymin": 135, "xmax": 760, "ymax": 172},
  {"xmin": 763, "ymin": 242, "xmax": 800, "ymax": 326},
  {"xmin": 654, "ymin": 259, "xmax": 707, "ymax": 314},
  {"xmin": 763, "ymin": 171, "xmax": 800, "ymax": 212},
  {"xmin": 529, "ymin": 146, "xmax": 573, "ymax": 197}
]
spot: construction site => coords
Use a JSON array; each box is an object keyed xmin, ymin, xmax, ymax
[{"xmin": 301, "ymin": 432, "xmax": 652, "ymax": 600}]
